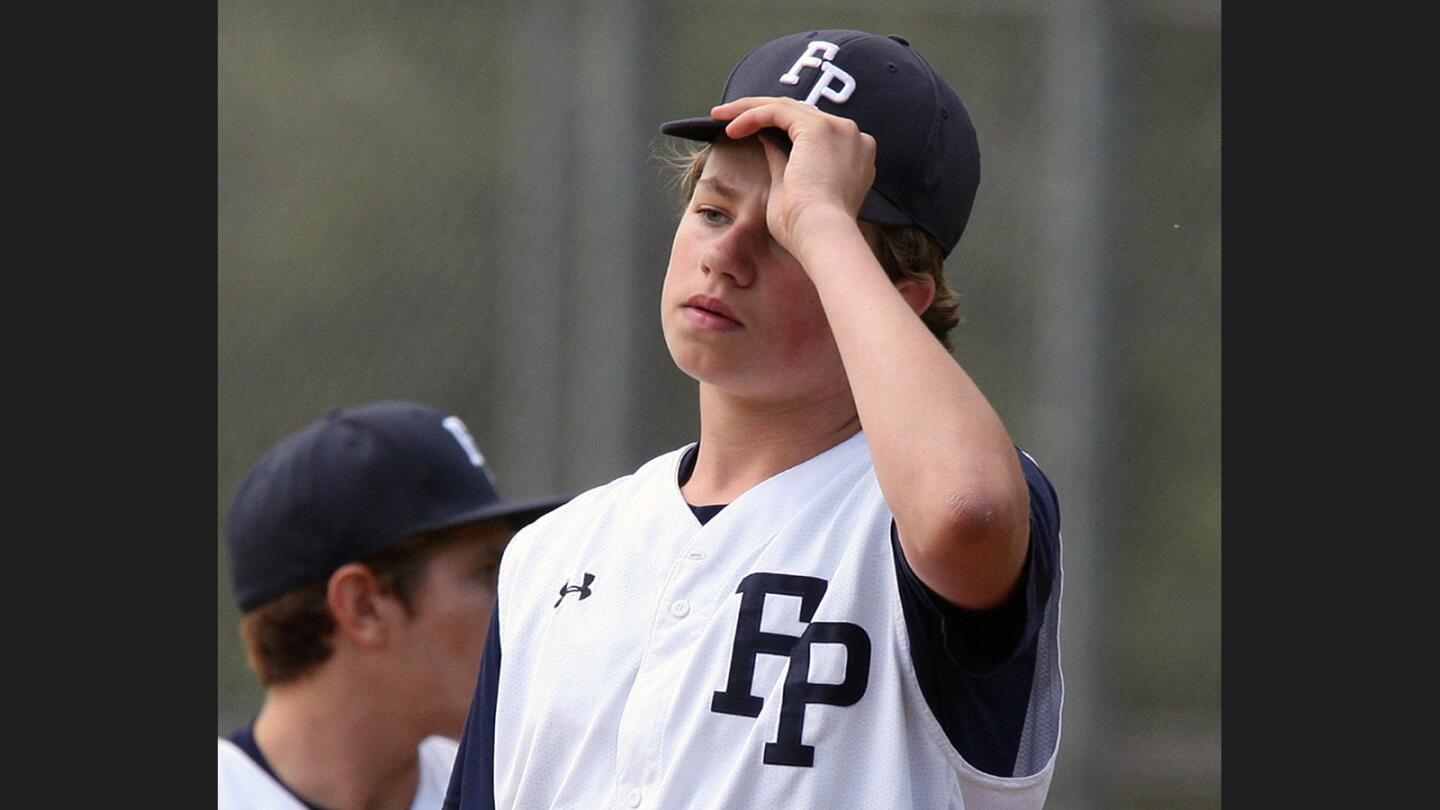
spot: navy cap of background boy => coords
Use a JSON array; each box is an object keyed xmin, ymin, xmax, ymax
[
  {"xmin": 661, "ymin": 29, "xmax": 980, "ymax": 257},
  {"xmin": 226, "ymin": 400, "xmax": 568, "ymax": 613}
]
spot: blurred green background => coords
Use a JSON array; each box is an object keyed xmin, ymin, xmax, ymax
[{"xmin": 219, "ymin": 1, "xmax": 1219, "ymax": 807}]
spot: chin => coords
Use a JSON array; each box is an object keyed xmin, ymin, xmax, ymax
[
  {"xmin": 668, "ymin": 344, "xmax": 741, "ymax": 388},
  {"xmin": 663, "ymin": 328, "xmax": 712, "ymax": 380}
]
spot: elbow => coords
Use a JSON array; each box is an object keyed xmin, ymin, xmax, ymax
[
  {"xmin": 936, "ymin": 486, "xmax": 1028, "ymax": 552},
  {"xmin": 926, "ymin": 452, "xmax": 1029, "ymax": 549},
  {"xmin": 898, "ymin": 487, "xmax": 1031, "ymax": 610}
]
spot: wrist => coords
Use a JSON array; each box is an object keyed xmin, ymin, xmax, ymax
[{"xmin": 789, "ymin": 207, "xmax": 869, "ymax": 267}]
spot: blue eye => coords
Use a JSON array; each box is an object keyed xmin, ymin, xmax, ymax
[{"xmin": 697, "ymin": 207, "xmax": 728, "ymax": 225}]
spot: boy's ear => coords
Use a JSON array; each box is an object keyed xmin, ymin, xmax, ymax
[
  {"xmin": 895, "ymin": 275, "xmax": 936, "ymax": 317},
  {"xmin": 327, "ymin": 563, "xmax": 395, "ymax": 647}
]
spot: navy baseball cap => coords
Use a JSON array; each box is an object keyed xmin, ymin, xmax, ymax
[
  {"xmin": 660, "ymin": 29, "xmax": 981, "ymax": 256},
  {"xmin": 225, "ymin": 401, "xmax": 568, "ymax": 613}
]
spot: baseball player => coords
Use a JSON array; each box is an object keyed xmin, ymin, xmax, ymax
[
  {"xmin": 218, "ymin": 401, "xmax": 568, "ymax": 810},
  {"xmin": 445, "ymin": 29, "xmax": 1062, "ymax": 809}
]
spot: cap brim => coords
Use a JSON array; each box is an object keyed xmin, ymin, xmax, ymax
[
  {"xmin": 660, "ymin": 116, "xmax": 725, "ymax": 141},
  {"xmin": 662, "ymin": 115, "xmax": 731, "ymax": 140},
  {"xmin": 660, "ymin": 118, "xmax": 796, "ymax": 154},
  {"xmin": 420, "ymin": 493, "xmax": 572, "ymax": 535}
]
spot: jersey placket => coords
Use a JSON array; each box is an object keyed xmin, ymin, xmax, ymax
[
  {"xmin": 610, "ymin": 435, "xmax": 871, "ymax": 807},
  {"xmin": 610, "ymin": 518, "xmax": 733, "ymax": 807}
]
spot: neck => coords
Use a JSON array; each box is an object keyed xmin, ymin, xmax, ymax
[
  {"xmin": 251, "ymin": 666, "xmax": 424, "ymax": 810},
  {"xmin": 682, "ymin": 382, "xmax": 861, "ymax": 505}
]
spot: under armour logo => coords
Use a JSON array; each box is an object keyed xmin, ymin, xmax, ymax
[
  {"xmin": 778, "ymin": 41, "xmax": 856, "ymax": 107},
  {"xmin": 554, "ymin": 572, "xmax": 595, "ymax": 607}
]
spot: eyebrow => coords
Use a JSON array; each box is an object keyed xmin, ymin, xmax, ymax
[{"xmin": 695, "ymin": 177, "xmax": 740, "ymax": 200}]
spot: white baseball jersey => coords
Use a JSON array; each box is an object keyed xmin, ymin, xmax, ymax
[
  {"xmin": 218, "ymin": 733, "xmax": 459, "ymax": 810},
  {"xmin": 446, "ymin": 432, "xmax": 1062, "ymax": 809}
]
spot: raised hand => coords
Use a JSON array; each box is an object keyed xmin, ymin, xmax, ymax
[{"xmin": 710, "ymin": 96, "xmax": 877, "ymax": 268}]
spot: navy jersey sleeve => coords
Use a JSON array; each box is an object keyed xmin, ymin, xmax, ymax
[
  {"xmin": 892, "ymin": 447, "xmax": 1061, "ymax": 777},
  {"xmin": 443, "ymin": 599, "xmax": 502, "ymax": 810}
]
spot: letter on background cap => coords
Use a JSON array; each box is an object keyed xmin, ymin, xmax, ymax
[{"xmin": 442, "ymin": 415, "xmax": 489, "ymax": 472}]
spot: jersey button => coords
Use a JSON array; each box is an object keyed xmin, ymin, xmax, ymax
[
  {"xmin": 626, "ymin": 787, "xmax": 642, "ymax": 807},
  {"xmin": 670, "ymin": 599, "xmax": 690, "ymax": 619}
]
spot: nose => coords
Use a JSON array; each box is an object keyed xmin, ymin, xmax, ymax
[{"xmin": 700, "ymin": 223, "xmax": 758, "ymax": 288}]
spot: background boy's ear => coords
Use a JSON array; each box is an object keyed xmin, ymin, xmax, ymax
[
  {"xmin": 326, "ymin": 563, "xmax": 397, "ymax": 647},
  {"xmin": 895, "ymin": 276, "xmax": 937, "ymax": 317}
]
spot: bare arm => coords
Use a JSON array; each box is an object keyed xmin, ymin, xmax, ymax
[{"xmin": 715, "ymin": 97, "xmax": 1029, "ymax": 610}]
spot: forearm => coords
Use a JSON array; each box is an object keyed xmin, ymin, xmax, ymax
[{"xmin": 798, "ymin": 216, "xmax": 1029, "ymax": 608}]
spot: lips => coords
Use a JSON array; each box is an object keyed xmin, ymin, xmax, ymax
[{"xmin": 682, "ymin": 294, "xmax": 743, "ymax": 329}]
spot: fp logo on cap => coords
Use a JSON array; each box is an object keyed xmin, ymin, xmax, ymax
[{"xmin": 779, "ymin": 41, "xmax": 855, "ymax": 106}]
